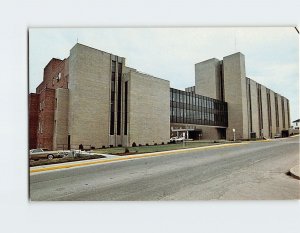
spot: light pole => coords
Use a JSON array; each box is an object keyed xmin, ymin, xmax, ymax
[{"xmin": 233, "ymin": 128, "xmax": 236, "ymax": 142}]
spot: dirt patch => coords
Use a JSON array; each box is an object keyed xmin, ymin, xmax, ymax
[
  {"xmin": 30, "ymin": 154, "xmax": 106, "ymax": 167},
  {"xmin": 115, "ymin": 152, "xmax": 139, "ymax": 156}
]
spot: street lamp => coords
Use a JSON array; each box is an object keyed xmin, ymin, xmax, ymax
[{"xmin": 233, "ymin": 128, "xmax": 236, "ymax": 142}]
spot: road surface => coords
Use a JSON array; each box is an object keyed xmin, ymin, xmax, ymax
[{"xmin": 30, "ymin": 136, "xmax": 300, "ymax": 200}]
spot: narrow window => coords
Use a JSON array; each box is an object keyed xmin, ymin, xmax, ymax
[
  {"xmin": 117, "ymin": 62, "xmax": 122, "ymax": 135},
  {"xmin": 124, "ymin": 81, "xmax": 128, "ymax": 135},
  {"xmin": 281, "ymin": 98, "xmax": 285, "ymax": 128},
  {"xmin": 110, "ymin": 61, "xmax": 116, "ymax": 135},
  {"xmin": 275, "ymin": 94, "xmax": 279, "ymax": 128}
]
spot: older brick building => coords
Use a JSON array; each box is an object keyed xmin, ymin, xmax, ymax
[{"xmin": 29, "ymin": 58, "xmax": 69, "ymax": 149}]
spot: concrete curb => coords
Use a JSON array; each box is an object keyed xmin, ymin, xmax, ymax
[{"xmin": 289, "ymin": 165, "xmax": 300, "ymax": 180}]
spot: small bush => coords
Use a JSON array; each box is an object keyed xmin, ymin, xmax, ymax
[
  {"xmin": 154, "ymin": 143, "xmax": 157, "ymax": 145},
  {"xmin": 118, "ymin": 144, "xmax": 122, "ymax": 147},
  {"xmin": 146, "ymin": 143, "xmax": 149, "ymax": 146},
  {"xmin": 110, "ymin": 145, "xmax": 113, "ymax": 148},
  {"xmin": 102, "ymin": 145, "xmax": 106, "ymax": 149},
  {"xmin": 132, "ymin": 142, "xmax": 137, "ymax": 147},
  {"xmin": 139, "ymin": 144, "xmax": 142, "ymax": 147},
  {"xmin": 162, "ymin": 142, "xmax": 164, "ymax": 145},
  {"xmin": 91, "ymin": 146, "xmax": 95, "ymax": 149},
  {"xmin": 125, "ymin": 147, "xmax": 129, "ymax": 153}
]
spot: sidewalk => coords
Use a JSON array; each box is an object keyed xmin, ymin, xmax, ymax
[{"xmin": 289, "ymin": 165, "xmax": 300, "ymax": 180}]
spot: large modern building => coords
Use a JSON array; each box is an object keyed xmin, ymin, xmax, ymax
[{"xmin": 29, "ymin": 43, "xmax": 291, "ymax": 150}]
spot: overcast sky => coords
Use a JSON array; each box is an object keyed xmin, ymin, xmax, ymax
[{"xmin": 29, "ymin": 27, "xmax": 299, "ymax": 121}]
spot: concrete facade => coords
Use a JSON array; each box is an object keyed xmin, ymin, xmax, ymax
[
  {"xmin": 283, "ymin": 98, "xmax": 289, "ymax": 129},
  {"xmin": 260, "ymin": 85, "xmax": 269, "ymax": 138},
  {"xmin": 277, "ymin": 94, "xmax": 283, "ymax": 132},
  {"xmin": 249, "ymin": 79, "xmax": 259, "ymax": 137},
  {"xmin": 223, "ymin": 53, "xmax": 248, "ymax": 140},
  {"xmin": 195, "ymin": 52, "xmax": 291, "ymax": 140},
  {"xmin": 68, "ymin": 44, "xmax": 115, "ymax": 149},
  {"xmin": 29, "ymin": 44, "xmax": 292, "ymax": 150},
  {"xmin": 285, "ymin": 98, "xmax": 291, "ymax": 129},
  {"xmin": 125, "ymin": 70, "xmax": 170, "ymax": 146},
  {"xmin": 269, "ymin": 90, "xmax": 277, "ymax": 136},
  {"xmin": 30, "ymin": 43, "xmax": 171, "ymax": 150},
  {"xmin": 195, "ymin": 58, "xmax": 222, "ymax": 100}
]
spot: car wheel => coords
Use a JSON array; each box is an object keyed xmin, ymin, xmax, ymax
[{"xmin": 47, "ymin": 154, "xmax": 54, "ymax": 160}]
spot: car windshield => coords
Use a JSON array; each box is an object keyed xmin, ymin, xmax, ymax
[{"xmin": 31, "ymin": 149, "xmax": 43, "ymax": 153}]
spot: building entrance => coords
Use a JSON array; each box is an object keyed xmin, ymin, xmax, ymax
[
  {"xmin": 217, "ymin": 128, "xmax": 226, "ymax": 139},
  {"xmin": 189, "ymin": 130, "xmax": 203, "ymax": 140}
]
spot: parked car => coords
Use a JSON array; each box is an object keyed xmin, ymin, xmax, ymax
[
  {"xmin": 274, "ymin": 133, "xmax": 281, "ymax": 139},
  {"xmin": 29, "ymin": 148, "xmax": 65, "ymax": 160},
  {"xmin": 170, "ymin": 137, "xmax": 185, "ymax": 143}
]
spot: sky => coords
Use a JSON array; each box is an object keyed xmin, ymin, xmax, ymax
[{"xmin": 29, "ymin": 27, "xmax": 299, "ymax": 121}]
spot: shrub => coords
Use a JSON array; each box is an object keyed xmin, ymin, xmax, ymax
[
  {"xmin": 102, "ymin": 145, "xmax": 106, "ymax": 149},
  {"xmin": 110, "ymin": 145, "xmax": 113, "ymax": 148},
  {"xmin": 154, "ymin": 143, "xmax": 157, "ymax": 145},
  {"xmin": 146, "ymin": 143, "xmax": 149, "ymax": 146},
  {"xmin": 91, "ymin": 146, "xmax": 95, "ymax": 149},
  {"xmin": 139, "ymin": 144, "xmax": 142, "ymax": 147},
  {"xmin": 118, "ymin": 144, "xmax": 122, "ymax": 147},
  {"xmin": 125, "ymin": 147, "xmax": 129, "ymax": 153},
  {"xmin": 162, "ymin": 142, "xmax": 164, "ymax": 145},
  {"xmin": 132, "ymin": 142, "xmax": 137, "ymax": 147}
]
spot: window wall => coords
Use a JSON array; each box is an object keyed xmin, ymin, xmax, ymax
[{"xmin": 170, "ymin": 88, "xmax": 228, "ymax": 127}]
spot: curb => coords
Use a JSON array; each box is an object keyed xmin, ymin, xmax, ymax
[
  {"xmin": 289, "ymin": 165, "xmax": 300, "ymax": 180},
  {"xmin": 30, "ymin": 142, "xmax": 249, "ymax": 174}
]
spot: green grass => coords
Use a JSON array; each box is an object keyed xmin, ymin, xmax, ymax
[{"xmin": 93, "ymin": 141, "xmax": 224, "ymax": 155}]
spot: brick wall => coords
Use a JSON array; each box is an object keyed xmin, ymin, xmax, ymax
[
  {"xmin": 36, "ymin": 88, "xmax": 56, "ymax": 150},
  {"xmin": 36, "ymin": 58, "xmax": 69, "ymax": 94},
  {"xmin": 30, "ymin": 58, "xmax": 69, "ymax": 150},
  {"xmin": 28, "ymin": 93, "xmax": 39, "ymax": 149}
]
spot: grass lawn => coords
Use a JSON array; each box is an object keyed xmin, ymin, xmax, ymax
[{"xmin": 93, "ymin": 141, "xmax": 225, "ymax": 155}]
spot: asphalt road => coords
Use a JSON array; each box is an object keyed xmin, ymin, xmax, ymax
[{"xmin": 30, "ymin": 136, "xmax": 300, "ymax": 201}]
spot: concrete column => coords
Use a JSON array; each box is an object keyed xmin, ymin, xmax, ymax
[{"xmin": 223, "ymin": 52, "xmax": 248, "ymax": 140}]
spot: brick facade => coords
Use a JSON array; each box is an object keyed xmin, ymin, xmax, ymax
[
  {"xmin": 36, "ymin": 58, "xmax": 68, "ymax": 93},
  {"xmin": 36, "ymin": 88, "xmax": 55, "ymax": 150},
  {"xmin": 29, "ymin": 58, "xmax": 69, "ymax": 150},
  {"xmin": 28, "ymin": 93, "xmax": 39, "ymax": 149}
]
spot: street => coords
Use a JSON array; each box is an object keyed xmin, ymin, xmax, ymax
[{"xmin": 30, "ymin": 136, "xmax": 300, "ymax": 201}]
